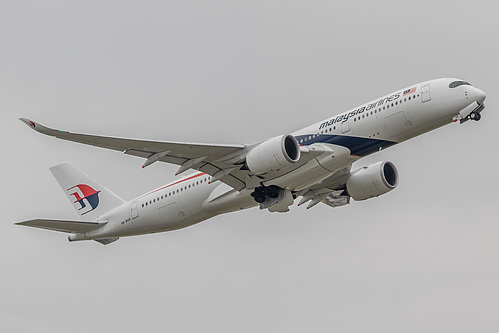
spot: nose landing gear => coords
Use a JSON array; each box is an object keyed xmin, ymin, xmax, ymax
[
  {"xmin": 459, "ymin": 104, "xmax": 484, "ymax": 124},
  {"xmin": 469, "ymin": 111, "xmax": 481, "ymax": 121}
]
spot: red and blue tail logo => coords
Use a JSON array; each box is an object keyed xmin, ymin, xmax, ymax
[{"xmin": 67, "ymin": 184, "xmax": 101, "ymax": 215}]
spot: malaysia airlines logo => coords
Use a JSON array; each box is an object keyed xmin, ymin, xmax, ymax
[{"xmin": 67, "ymin": 184, "xmax": 101, "ymax": 215}]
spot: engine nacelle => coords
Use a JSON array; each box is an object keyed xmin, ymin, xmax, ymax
[
  {"xmin": 346, "ymin": 161, "xmax": 399, "ymax": 201},
  {"xmin": 246, "ymin": 135, "xmax": 300, "ymax": 175}
]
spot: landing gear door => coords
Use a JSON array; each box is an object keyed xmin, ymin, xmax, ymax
[
  {"xmin": 421, "ymin": 84, "xmax": 431, "ymax": 103},
  {"xmin": 131, "ymin": 200, "xmax": 139, "ymax": 219}
]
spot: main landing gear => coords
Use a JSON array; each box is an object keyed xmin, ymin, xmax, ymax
[
  {"xmin": 251, "ymin": 185, "xmax": 281, "ymax": 203},
  {"xmin": 250, "ymin": 185, "xmax": 295, "ymax": 212}
]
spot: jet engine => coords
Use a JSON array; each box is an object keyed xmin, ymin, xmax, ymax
[
  {"xmin": 346, "ymin": 161, "xmax": 399, "ymax": 201},
  {"xmin": 246, "ymin": 135, "xmax": 301, "ymax": 175}
]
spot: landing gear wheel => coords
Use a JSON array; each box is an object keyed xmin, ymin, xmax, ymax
[
  {"xmin": 266, "ymin": 185, "xmax": 280, "ymax": 199},
  {"xmin": 469, "ymin": 111, "xmax": 481, "ymax": 121},
  {"xmin": 254, "ymin": 195, "xmax": 265, "ymax": 203},
  {"xmin": 251, "ymin": 189, "xmax": 266, "ymax": 203}
]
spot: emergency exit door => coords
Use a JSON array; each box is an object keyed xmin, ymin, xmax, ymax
[{"xmin": 421, "ymin": 84, "xmax": 431, "ymax": 103}]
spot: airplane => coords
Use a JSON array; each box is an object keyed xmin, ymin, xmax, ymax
[{"xmin": 16, "ymin": 78, "xmax": 486, "ymax": 245}]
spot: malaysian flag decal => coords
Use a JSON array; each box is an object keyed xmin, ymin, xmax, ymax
[{"xmin": 403, "ymin": 87, "xmax": 416, "ymax": 95}]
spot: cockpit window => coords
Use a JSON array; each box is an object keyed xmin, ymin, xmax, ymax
[{"xmin": 449, "ymin": 81, "xmax": 472, "ymax": 88}]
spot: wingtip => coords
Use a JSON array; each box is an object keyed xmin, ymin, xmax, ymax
[{"xmin": 19, "ymin": 118, "xmax": 37, "ymax": 130}]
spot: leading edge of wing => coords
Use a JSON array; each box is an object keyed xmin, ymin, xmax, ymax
[
  {"xmin": 19, "ymin": 118, "xmax": 245, "ymax": 154},
  {"xmin": 16, "ymin": 219, "xmax": 106, "ymax": 233}
]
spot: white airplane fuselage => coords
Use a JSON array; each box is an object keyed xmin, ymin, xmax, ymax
[{"xmin": 67, "ymin": 78, "xmax": 486, "ymax": 242}]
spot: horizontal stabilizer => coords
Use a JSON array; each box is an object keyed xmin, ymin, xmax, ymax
[{"xmin": 16, "ymin": 219, "xmax": 106, "ymax": 233}]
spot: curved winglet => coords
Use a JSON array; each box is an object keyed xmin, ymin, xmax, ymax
[
  {"xmin": 19, "ymin": 118, "xmax": 59, "ymax": 137},
  {"xmin": 20, "ymin": 118, "xmax": 38, "ymax": 129}
]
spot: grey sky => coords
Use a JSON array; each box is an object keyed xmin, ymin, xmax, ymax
[{"xmin": 1, "ymin": 0, "xmax": 498, "ymax": 332}]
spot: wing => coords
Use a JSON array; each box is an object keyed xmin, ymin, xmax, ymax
[
  {"xmin": 16, "ymin": 219, "xmax": 106, "ymax": 233},
  {"xmin": 296, "ymin": 166, "xmax": 352, "ymax": 209},
  {"xmin": 20, "ymin": 118, "xmax": 250, "ymax": 190}
]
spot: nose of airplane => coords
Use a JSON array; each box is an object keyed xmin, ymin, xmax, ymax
[{"xmin": 474, "ymin": 87, "xmax": 486, "ymax": 104}]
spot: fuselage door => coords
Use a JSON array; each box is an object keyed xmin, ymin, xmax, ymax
[
  {"xmin": 131, "ymin": 200, "xmax": 139, "ymax": 219},
  {"xmin": 341, "ymin": 118, "xmax": 350, "ymax": 133},
  {"xmin": 421, "ymin": 84, "xmax": 431, "ymax": 103}
]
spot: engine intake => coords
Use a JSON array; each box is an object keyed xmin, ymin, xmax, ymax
[
  {"xmin": 246, "ymin": 135, "xmax": 300, "ymax": 175},
  {"xmin": 346, "ymin": 161, "xmax": 399, "ymax": 201}
]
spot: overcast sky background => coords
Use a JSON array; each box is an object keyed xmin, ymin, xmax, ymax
[{"xmin": 1, "ymin": 1, "xmax": 498, "ymax": 332}]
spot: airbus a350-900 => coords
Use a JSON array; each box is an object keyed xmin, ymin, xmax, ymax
[{"xmin": 17, "ymin": 78, "xmax": 486, "ymax": 245}]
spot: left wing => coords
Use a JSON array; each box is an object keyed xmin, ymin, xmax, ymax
[{"xmin": 20, "ymin": 118, "xmax": 250, "ymax": 190}]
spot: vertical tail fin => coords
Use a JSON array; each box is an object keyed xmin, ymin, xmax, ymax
[{"xmin": 50, "ymin": 162, "xmax": 125, "ymax": 221}]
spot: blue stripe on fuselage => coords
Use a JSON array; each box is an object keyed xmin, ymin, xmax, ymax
[{"xmin": 295, "ymin": 134, "xmax": 396, "ymax": 157}]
